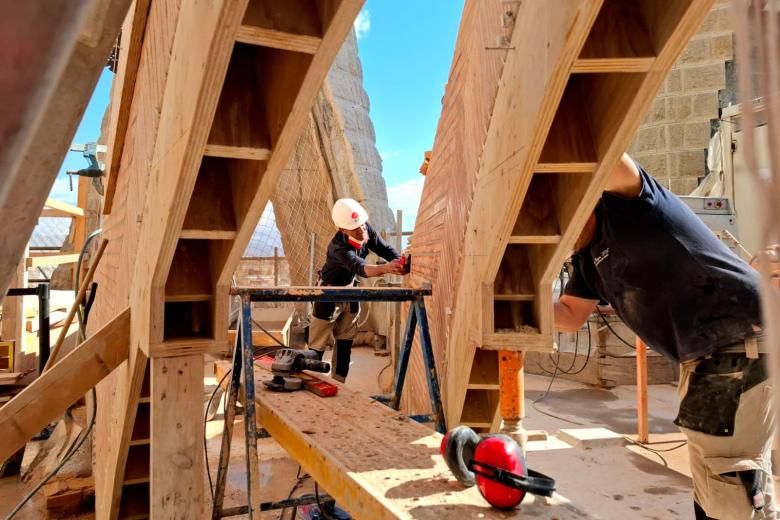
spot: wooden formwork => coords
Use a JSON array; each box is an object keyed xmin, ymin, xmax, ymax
[
  {"xmin": 409, "ymin": 0, "xmax": 716, "ymax": 430},
  {"xmin": 87, "ymin": 1, "xmax": 364, "ymax": 517}
]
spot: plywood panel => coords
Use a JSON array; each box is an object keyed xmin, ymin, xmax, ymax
[{"xmin": 404, "ymin": 0, "xmax": 510, "ymax": 415}]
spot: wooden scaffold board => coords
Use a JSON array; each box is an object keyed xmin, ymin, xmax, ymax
[{"xmin": 215, "ymin": 361, "xmax": 592, "ymax": 520}]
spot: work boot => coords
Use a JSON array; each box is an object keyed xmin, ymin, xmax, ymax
[
  {"xmin": 332, "ymin": 339, "xmax": 353, "ymax": 382},
  {"xmin": 308, "ymin": 348, "xmax": 325, "ymax": 361}
]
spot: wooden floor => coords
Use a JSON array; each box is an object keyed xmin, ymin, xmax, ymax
[{"xmin": 217, "ymin": 361, "xmax": 593, "ymax": 519}]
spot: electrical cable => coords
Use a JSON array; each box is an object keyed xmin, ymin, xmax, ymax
[
  {"xmin": 377, "ymin": 357, "xmax": 393, "ymax": 391},
  {"xmin": 623, "ymin": 437, "xmax": 688, "ymax": 453},
  {"xmin": 315, "ymin": 482, "xmax": 336, "ymax": 520},
  {"xmin": 278, "ymin": 465, "xmax": 310, "ymax": 520},
  {"xmin": 536, "ymin": 321, "xmax": 593, "ymax": 377},
  {"xmin": 204, "ymin": 368, "xmax": 233, "ymax": 501},
  {"xmin": 75, "ymin": 229, "xmax": 103, "ymax": 341},
  {"xmin": 204, "ymin": 346, "xmax": 286, "ymax": 504},
  {"xmin": 531, "ymin": 361, "xmax": 584, "ymax": 427},
  {"xmin": 5, "ymin": 232, "xmax": 103, "ymax": 519},
  {"xmin": 596, "ymin": 307, "xmax": 636, "ymax": 349}
]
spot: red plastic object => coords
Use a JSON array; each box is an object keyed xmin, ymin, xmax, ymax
[{"xmin": 473, "ymin": 436, "xmax": 526, "ymax": 509}]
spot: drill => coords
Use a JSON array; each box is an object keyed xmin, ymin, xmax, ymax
[{"xmin": 263, "ymin": 349, "xmax": 331, "ymax": 391}]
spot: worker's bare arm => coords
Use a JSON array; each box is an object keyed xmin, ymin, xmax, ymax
[
  {"xmin": 554, "ymin": 295, "xmax": 598, "ymax": 332},
  {"xmin": 363, "ymin": 259, "xmax": 406, "ymax": 277},
  {"xmin": 604, "ymin": 153, "xmax": 642, "ymax": 198}
]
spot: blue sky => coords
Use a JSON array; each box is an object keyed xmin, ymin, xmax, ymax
[
  {"xmin": 51, "ymin": 2, "xmax": 465, "ymax": 229},
  {"xmin": 50, "ymin": 69, "xmax": 113, "ymax": 205},
  {"xmin": 355, "ymin": 1, "xmax": 464, "ymax": 229}
]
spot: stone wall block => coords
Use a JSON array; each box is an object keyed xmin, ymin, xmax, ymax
[
  {"xmin": 682, "ymin": 63, "xmax": 726, "ymax": 92},
  {"xmin": 683, "ymin": 121, "xmax": 712, "ymax": 148}
]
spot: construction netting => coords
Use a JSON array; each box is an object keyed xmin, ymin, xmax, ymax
[{"xmin": 236, "ymin": 114, "xmax": 337, "ymax": 314}]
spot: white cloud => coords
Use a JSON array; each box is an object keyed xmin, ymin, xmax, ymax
[
  {"xmin": 354, "ymin": 9, "xmax": 371, "ymax": 40},
  {"xmin": 379, "ymin": 149, "xmax": 401, "ymax": 160},
  {"xmin": 386, "ymin": 177, "xmax": 425, "ymax": 231}
]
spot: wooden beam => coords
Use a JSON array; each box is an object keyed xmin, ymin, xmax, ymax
[
  {"xmin": 102, "ymin": 0, "xmax": 152, "ymax": 215},
  {"xmin": 0, "ymin": 308, "xmax": 129, "ymax": 463},
  {"xmin": 100, "ymin": 1, "xmax": 250, "ymax": 517},
  {"xmin": 572, "ymin": 57, "xmax": 655, "ymax": 73},
  {"xmin": 203, "ymin": 143, "xmax": 272, "ymax": 161},
  {"xmin": 150, "ymin": 355, "xmax": 204, "ymax": 517},
  {"xmin": 26, "ymin": 254, "xmax": 80, "ymax": 268},
  {"xmin": 44, "ymin": 198, "xmax": 85, "ymax": 217},
  {"xmin": 0, "ymin": 0, "xmax": 131, "ymax": 303},
  {"xmin": 235, "ymin": 25, "xmax": 321, "ymax": 54}
]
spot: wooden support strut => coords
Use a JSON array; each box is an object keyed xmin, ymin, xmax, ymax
[
  {"xmin": 636, "ymin": 337, "xmax": 649, "ymax": 444},
  {"xmin": 0, "ymin": 308, "xmax": 130, "ymax": 463}
]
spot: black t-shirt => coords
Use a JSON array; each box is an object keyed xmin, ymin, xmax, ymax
[
  {"xmin": 319, "ymin": 223, "xmax": 401, "ymax": 286},
  {"xmin": 565, "ymin": 164, "xmax": 761, "ymax": 362}
]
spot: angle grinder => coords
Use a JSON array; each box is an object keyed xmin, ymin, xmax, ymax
[{"xmin": 263, "ymin": 349, "xmax": 331, "ymax": 391}]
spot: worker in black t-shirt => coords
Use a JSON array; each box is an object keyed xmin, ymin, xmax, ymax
[
  {"xmin": 555, "ymin": 154, "xmax": 773, "ymax": 519},
  {"xmin": 308, "ymin": 198, "xmax": 407, "ymax": 382}
]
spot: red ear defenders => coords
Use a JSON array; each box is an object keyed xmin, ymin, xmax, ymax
[{"xmin": 440, "ymin": 426, "xmax": 556, "ymax": 509}]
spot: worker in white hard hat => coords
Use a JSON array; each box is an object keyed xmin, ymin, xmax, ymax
[{"xmin": 307, "ymin": 198, "xmax": 408, "ymax": 382}]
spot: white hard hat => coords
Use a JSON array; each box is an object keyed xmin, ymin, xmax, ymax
[{"xmin": 332, "ymin": 198, "xmax": 368, "ymax": 230}]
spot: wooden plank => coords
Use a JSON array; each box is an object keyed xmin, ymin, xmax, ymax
[
  {"xmin": 44, "ymin": 198, "xmax": 84, "ymax": 217},
  {"xmin": 0, "ymin": 308, "xmax": 129, "ymax": 463},
  {"xmin": 507, "ymin": 235, "xmax": 561, "ymax": 245},
  {"xmin": 220, "ymin": 362, "xmax": 586, "ymax": 519},
  {"xmin": 572, "ymin": 57, "xmax": 655, "ymax": 73},
  {"xmin": 481, "ymin": 333, "xmax": 555, "ymax": 352},
  {"xmin": 150, "ymin": 355, "xmax": 204, "ymax": 518},
  {"xmin": 236, "ymin": 26, "xmax": 321, "ymax": 54},
  {"xmin": 179, "ymin": 229, "xmax": 237, "ymax": 240},
  {"xmin": 0, "ymin": 0, "xmax": 131, "ymax": 302},
  {"xmin": 26, "ymin": 253, "xmax": 80, "ymax": 268},
  {"xmin": 203, "ymin": 143, "xmax": 271, "ymax": 161},
  {"xmin": 0, "ymin": 372, "xmax": 23, "ymax": 385},
  {"xmin": 103, "ymin": 0, "xmax": 152, "ymax": 214}
]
